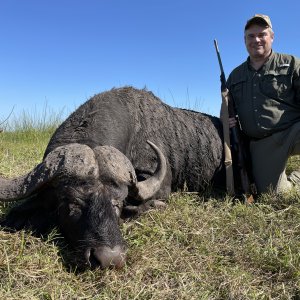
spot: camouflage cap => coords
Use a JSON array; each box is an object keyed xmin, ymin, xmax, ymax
[{"xmin": 245, "ymin": 14, "xmax": 272, "ymax": 30}]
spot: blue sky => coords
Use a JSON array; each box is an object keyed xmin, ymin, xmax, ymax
[{"xmin": 0, "ymin": 0, "xmax": 299, "ymax": 123}]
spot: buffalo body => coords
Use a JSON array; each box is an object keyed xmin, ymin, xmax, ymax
[{"xmin": 0, "ymin": 86, "xmax": 223, "ymax": 269}]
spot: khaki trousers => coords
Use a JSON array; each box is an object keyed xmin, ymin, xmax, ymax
[{"xmin": 250, "ymin": 122, "xmax": 300, "ymax": 193}]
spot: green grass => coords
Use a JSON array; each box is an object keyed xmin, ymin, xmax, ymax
[
  {"xmin": 1, "ymin": 115, "xmax": 300, "ymax": 299},
  {"xmin": 0, "ymin": 105, "xmax": 63, "ymax": 177}
]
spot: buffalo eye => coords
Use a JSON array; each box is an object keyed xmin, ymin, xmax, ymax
[{"xmin": 68, "ymin": 203, "xmax": 82, "ymax": 220}]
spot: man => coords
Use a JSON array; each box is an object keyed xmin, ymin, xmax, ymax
[{"xmin": 227, "ymin": 14, "xmax": 300, "ymax": 193}]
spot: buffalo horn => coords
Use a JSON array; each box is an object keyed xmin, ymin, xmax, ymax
[
  {"xmin": 134, "ymin": 140, "xmax": 167, "ymax": 201},
  {"xmin": 0, "ymin": 144, "xmax": 99, "ymax": 202},
  {"xmin": 92, "ymin": 141, "xmax": 167, "ymax": 202}
]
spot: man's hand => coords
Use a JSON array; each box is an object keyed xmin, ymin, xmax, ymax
[{"xmin": 229, "ymin": 117, "xmax": 237, "ymax": 128}]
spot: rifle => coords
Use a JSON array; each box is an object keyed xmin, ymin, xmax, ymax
[{"xmin": 214, "ymin": 39, "xmax": 256, "ymax": 203}]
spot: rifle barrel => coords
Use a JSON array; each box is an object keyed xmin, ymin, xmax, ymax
[
  {"xmin": 214, "ymin": 39, "xmax": 226, "ymax": 89},
  {"xmin": 214, "ymin": 39, "xmax": 225, "ymax": 77}
]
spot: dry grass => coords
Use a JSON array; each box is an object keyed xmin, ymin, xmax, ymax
[{"xmin": 1, "ymin": 123, "xmax": 300, "ymax": 299}]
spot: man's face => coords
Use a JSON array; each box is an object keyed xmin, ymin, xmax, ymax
[{"xmin": 244, "ymin": 25, "xmax": 274, "ymax": 59}]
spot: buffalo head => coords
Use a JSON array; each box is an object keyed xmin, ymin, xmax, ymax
[{"xmin": 0, "ymin": 141, "xmax": 167, "ymax": 269}]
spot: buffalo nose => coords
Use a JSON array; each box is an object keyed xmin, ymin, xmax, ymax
[{"xmin": 85, "ymin": 245, "xmax": 126, "ymax": 269}]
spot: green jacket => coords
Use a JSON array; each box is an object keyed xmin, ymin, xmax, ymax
[{"xmin": 227, "ymin": 51, "xmax": 300, "ymax": 139}]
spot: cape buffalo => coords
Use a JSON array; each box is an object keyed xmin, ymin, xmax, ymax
[{"xmin": 0, "ymin": 86, "xmax": 223, "ymax": 269}]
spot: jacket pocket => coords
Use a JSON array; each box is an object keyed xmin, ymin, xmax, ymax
[{"xmin": 261, "ymin": 68, "xmax": 292, "ymax": 99}]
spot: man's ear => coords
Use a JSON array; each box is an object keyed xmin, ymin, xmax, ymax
[{"xmin": 269, "ymin": 28, "xmax": 274, "ymax": 42}]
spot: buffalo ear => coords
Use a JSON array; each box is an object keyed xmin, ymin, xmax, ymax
[
  {"xmin": 121, "ymin": 199, "xmax": 167, "ymax": 219},
  {"xmin": 0, "ymin": 192, "xmax": 58, "ymax": 235}
]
